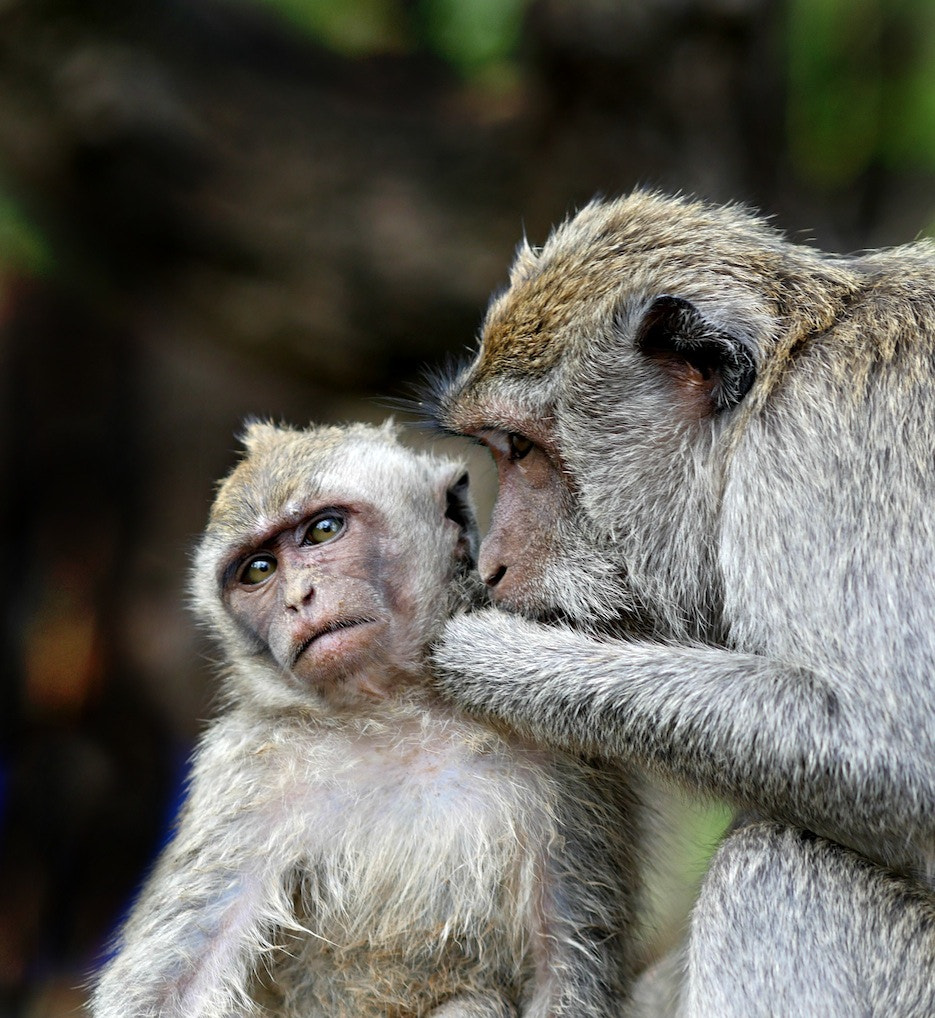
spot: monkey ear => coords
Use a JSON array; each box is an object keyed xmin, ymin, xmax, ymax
[
  {"xmin": 634, "ymin": 295, "xmax": 756, "ymax": 413},
  {"xmin": 239, "ymin": 418, "xmax": 282, "ymax": 455}
]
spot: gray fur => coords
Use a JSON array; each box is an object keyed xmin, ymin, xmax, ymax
[
  {"xmin": 431, "ymin": 191, "xmax": 935, "ymax": 1015},
  {"xmin": 89, "ymin": 421, "xmax": 639, "ymax": 1018}
]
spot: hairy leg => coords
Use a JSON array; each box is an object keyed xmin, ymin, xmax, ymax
[{"xmin": 680, "ymin": 821, "xmax": 935, "ymax": 1017}]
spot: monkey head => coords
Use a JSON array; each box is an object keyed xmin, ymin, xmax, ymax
[
  {"xmin": 191, "ymin": 420, "xmax": 479, "ymax": 710},
  {"xmin": 430, "ymin": 191, "xmax": 856, "ymax": 638}
]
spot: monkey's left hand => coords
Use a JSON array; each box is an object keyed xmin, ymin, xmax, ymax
[{"xmin": 433, "ymin": 608, "xmax": 613, "ymax": 741}]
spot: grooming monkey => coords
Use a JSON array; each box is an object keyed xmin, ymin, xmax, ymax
[
  {"xmin": 90, "ymin": 421, "xmax": 638, "ymax": 1018},
  {"xmin": 429, "ymin": 191, "xmax": 935, "ymax": 1015}
]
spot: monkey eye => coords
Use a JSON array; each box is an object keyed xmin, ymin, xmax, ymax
[
  {"xmin": 508, "ymin": 433, "xmax": 533, "ymax": 461},
  {"xmin": 301, "ymin": 511, "xmax": 346, "ymax": 545},
  {"xmin": 239, "ymin": 554, "xmax": 277, "ymax": 586}
]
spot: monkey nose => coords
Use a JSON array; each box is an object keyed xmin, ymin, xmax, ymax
[
  {"xmin": 478, "ymin": 543, "xmax": 507, "ymax": 588},
  {"xmin": 284, "ymin": 576, "xmax": 315, "ymax": 611},
  {"xmin": 484, "ymin": 565, "xmax": 507, "ymax": 588}
]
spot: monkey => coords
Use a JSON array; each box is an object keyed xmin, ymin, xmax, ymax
[
  {"xmin": 425, "ymin": 190, "xmax": 935, "ymax": 1016},
  {"xmin": 89, "ymin": 420, "xmax": 640, "ymax": 1018}
]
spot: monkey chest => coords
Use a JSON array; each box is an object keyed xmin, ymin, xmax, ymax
[{"xmin": 269, "ymin": 740, "xmax": 546, "ymax": 1014}]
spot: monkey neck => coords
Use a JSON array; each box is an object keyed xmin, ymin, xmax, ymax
[
  {"xmin": 221, "ymin": 658, "xmax": 436, "ymax": 721},
  {"xmin": 311, "ymin": 663, "xmax": 433, "ymax": 714}
]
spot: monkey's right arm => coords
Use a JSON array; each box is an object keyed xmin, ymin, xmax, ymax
[
  {"xmin": 525, "ymin": 768, "xmax": 637, "ymax": 1018},
  {"xmin": 91, "ymin": 720, "xmax": 299, "ymax": 1018},
  {"xmin": 435, "ymin": 609, "xmax": 935, "ymax": 874}
]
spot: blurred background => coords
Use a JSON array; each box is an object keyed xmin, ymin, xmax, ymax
[{"xmin": 2, "ymin": 0, "xmax": 935, "ymax": 1013}]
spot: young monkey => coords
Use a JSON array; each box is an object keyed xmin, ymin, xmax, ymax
[{"xmin": 90, "ymin": 420, "xmax": 638, "ymax": 1018}]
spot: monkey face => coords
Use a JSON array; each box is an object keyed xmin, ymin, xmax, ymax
[
  {"xmin": 193, "ymin": 422, "xmax": 480, "ymax": 707},
  {"xmin": 440, "ymin": 414, "xmax": 628, "ymax": 629},
  {"xmin": 470, "ymin": 427, "xmax": 573, "ymax": 606},
  {"xmin": 224, "ymin": 502, "xmax": 405, "ymax": 698},
  {"xmin": 429, "ymin": 192, "xmax": 785, "ymax": 636}
]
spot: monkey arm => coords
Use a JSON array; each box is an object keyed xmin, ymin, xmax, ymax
[
  {"xmin": 434, "ymin": 609, "xmax": 935, "ymax": 873},
  {"xmin": 524, "ymin": 777, "xmax": 637, "ymax": 1017},
  {"xmin": 91, "ymin": 728, "xmax": 303, "ymax": 1018},
  {"xmin": 92, "ymin": 856, "xmax": 281, "ymax": 1018}
]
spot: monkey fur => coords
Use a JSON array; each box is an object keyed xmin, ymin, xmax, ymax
[
  {"xmin": 429, "ymin": 191, "xmax": 935, "ymax": 1015},
  {"xmin": 89, "ymin": 421, "xmax": 639, "ymax": 1018}
]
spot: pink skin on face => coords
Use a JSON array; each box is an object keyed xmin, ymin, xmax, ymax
[{"xmin": 224, "ymin": 497, "xmax": 466, "ymax": 704}]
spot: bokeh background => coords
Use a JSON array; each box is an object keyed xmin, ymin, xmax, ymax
[{"xmin": 2, "ymin": 0, "xmax": 935, "ymax": 1013}]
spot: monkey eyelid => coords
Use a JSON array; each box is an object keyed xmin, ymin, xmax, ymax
[
  {"xmin": 236, "ymin": 553, "xmax": 279, "ymax": 587},
  {"xmin": 218, "ymin": 547, "xmax": 275, "ymax": 593},
  {"xmin": 220, "ymin": 548, "xmax": 261, "ymax": 589},
  {"xmin": 478, "ymin": 429, "xmax": 512, "ymax": 454},
  {"xmin": 297, "ymin": 507, "xmax": 348, "ymax": 546},
  {"xmin": 478, "ymin": 427, "xmax": 562, "ymax": 468}
]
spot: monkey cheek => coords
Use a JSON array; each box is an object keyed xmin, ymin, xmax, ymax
[{"xmin": 487, "ymin": 565, "xmax": 549, "ymax": 615}]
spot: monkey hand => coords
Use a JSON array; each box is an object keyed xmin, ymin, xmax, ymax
[{"xmin": 433, "ymin": 608, "xmax": 599, "ymax": 740}]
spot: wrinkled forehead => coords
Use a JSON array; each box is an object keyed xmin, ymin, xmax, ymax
[
  {"xmin": 206, "ymin": 431, "xmax": 455, "ymax": 543},
  {"xmin": 476, "ymin": 243, "xmax": 616, "ymax": 383}
]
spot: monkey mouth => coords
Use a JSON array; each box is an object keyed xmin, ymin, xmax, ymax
[{"xmin": 291, "ymin": 617, "xmax": 377, "ymax": 666}]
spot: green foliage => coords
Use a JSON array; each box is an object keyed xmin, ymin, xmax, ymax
[
  {"xmin": 683, "ymin": 800, "xmax": 733, "ymax": 861},
  {"xmin": 421, "ymin": 0, "xmax": 527, "ymax": 74},
  {"xmin": 246, "ymin": 0, "xmax": 529, "ymax": 73},
  {"xmin": 251, "ymin": 0, "xmax": 409, "ymax": 55},
  {"xmin": 787, "ymin": 0, "xmax": 935, "ymax": 187},
  {"xmin": 886, "ymin": 20, "xmax": 935, "ymax": 167},
  {"xmin": 0, "ymin": 188, "xmax": 52, "ymax": 276}
]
